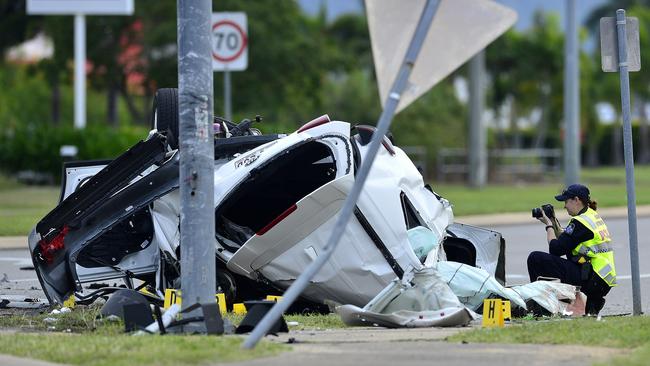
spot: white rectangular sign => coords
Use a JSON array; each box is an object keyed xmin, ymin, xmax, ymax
[
  {"xmin": 600, "ymin": 17, "xmax": 641, "ymax": 72},
  {"xmin": 212, "ymin": 12, "xmax": 248, "ymax": 72},
  {"xmin": 27, "ymin": 0, "xmax": 134, "ymax": 15}
]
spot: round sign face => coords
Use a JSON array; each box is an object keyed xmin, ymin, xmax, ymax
[{"xmin": 212, "ymin": 20, "xmax": 248, "ymax": 63}]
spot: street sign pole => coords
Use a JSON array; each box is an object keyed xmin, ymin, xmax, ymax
[
  {"xmin": 242, "ymin": 0, "xmax": 441, "ymax": 349},
  {"xmin": 468, "ymin": 50, "xmax": 487, "ymax": 188},
  {"xmin": 177, "ymin": 0, "xmax": 217, "ymax": 331},
  {"xmin": 224, "ymin": 67, "xmax": 232, "ymax": 121},
  {"xmin": 74, "ymin": 13, "xmax": 86, "ymax": 129},
  {"xmin": 564, "ymin": 0, "xmax": 580, "ymax": 185},
  {"xmin": 615, "ymin": 9, "xmax": 642, "ymax": 316}
]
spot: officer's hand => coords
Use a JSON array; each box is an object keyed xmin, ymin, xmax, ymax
[{"xmin": 537, "ymin": 210, "xmax": 550, "ymax": 226}]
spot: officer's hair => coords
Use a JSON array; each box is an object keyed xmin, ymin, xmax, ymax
[{"xmin": 579, "ymin": 196, "xmax": 598, "ymax": 210}]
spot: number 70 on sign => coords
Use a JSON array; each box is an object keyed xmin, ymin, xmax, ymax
[{"xmin": 212, "ymin": 12, "xmax": 248, "ymax": 71}]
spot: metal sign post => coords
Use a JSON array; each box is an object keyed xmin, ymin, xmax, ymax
[
  {"xmin": 177, "ymin": 0, "xmax": 217, "ymax": 331},
  {"xmin": 600, "ymin": 10, "xmax": 642, "ymax": 315},
  {"xmin": 468, "ymin": 50, "xmax": 487, "ymax": 188},
  {"xmin": 26, "ymin": 0, "xmax": 134, "ymax": 129},
  {"xmin": 242, "ymin": 0, "xmax": 442, "ymax": 349},
  {"xmin": 564, "ymin": 0, "xmax": 580, "ymax": 186},
  {"xmin": 212, "ymin": 12, "xmax": 248, "ymax": 121}
]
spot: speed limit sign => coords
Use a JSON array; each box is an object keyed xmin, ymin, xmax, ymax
[{"xmin": 212, "ymin": 12, "xmax": 248, "ymax": 71}]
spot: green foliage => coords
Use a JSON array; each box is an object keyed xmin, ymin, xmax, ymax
[
  {"xmin": 391, "ymin": 81, "xmax": 467, "ymax": 174},
  {"xmin": 0, "ymin": 119, "xmax": 147, "ymax": 179}
]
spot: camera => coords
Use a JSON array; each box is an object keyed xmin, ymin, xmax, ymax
[{"xmin": 532, "ymin": 203, "xmax": 555, "ymax": 219}]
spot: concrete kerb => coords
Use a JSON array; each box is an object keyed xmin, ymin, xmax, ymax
[
  {"xmin": 0, "ymin": 236, "xmax": 27, "ymax": 250},
  {"xmin": 0, "ymin": 354, "xmax": 68, "ymax": 366},
  {"xmin": 2, "ymin": 205, "xmax": 650, "ymax": 250}
]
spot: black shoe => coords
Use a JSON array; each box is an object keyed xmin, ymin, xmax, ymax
[
  {"xmin": 525, "ymin": 300, "xmax": 551, "ymax": 317},
  {"xmin": 585, "ymin": 297, "xmax": 605, "ymax": 316}
]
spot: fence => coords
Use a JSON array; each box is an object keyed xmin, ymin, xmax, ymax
[{"xmin": 437, "ymin": 148, "xmax": 562, "ymax": 183}]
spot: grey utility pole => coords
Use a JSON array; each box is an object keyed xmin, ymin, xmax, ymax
[
  {"xmin": 242, "ymin": 0, "xmax": 442, "ymax": 349},
  {"xmin": 564, "ymin": 0, "xmax": 580, "ymax": 186},
  {"xmin": 224, "ymin": 67, "xmax": 232, "ymax": 121},
  {"xmin": 177, "ymin": 0, "xmax": 216, "ymax": 329},
  {"xmin": 468, "ymin": 50, "xmax": 487, "ymax": 188},
  {"xmin": 615, "ymin": 9, "xmax": 642, "ymax": 316}
]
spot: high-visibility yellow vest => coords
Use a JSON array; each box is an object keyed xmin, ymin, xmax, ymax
[{"xmin": 571, "ymin": 208, "xmax": 617, "ymax": 287}]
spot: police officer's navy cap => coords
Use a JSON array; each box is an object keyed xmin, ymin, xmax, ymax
[{"xmin": 555, "ymin": 184, "xmax": 590, "ymax": 201}]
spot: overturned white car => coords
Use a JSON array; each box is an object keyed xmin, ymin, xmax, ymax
[{"xmin": 29, "ymin": 88, "xmax": 505, "ymax": 310}]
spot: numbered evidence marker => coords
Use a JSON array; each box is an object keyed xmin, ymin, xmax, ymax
[
  {"xmin": 232, "ymin": 303, "xmax": 247, "ymax": 315},
  {"xmin": 482, "ymin": 299, "xmax": 505, "ymax": 327},
  {"xmin": 502, "ymin": 300, "xmax": 511, "ymax": 321},
  {"xmin": 63, "ymin": 294, "xmax": 76, "ymax": 309},
  {"xmin": 163, "ymin": 289, "xmax": 227, "ymax": 314}
]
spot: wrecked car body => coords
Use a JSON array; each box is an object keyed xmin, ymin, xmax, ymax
[{"xmin": 29, "ymin": 96, "xmax": 505, "ymax": 309}]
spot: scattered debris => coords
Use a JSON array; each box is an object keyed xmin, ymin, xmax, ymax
[
  {"xmin": 0, "ymin": 273, "xmax": 8, "ymax": 283},
  {"xmin": 43, "ymin": 317, "xmax": 58, "ymax": 324},
  {"xmin": 0, "ymin": 295, "xmax": 48, "ymax": 309}
]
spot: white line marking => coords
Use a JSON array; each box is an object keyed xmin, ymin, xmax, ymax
[{"xmin": 507, "ymin": 273, "xmax": 650, "ymax": 281}]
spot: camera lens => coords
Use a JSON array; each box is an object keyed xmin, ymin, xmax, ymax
[{"xmin": 532, "ymin": 207, "xmax": 542, "ymax": 218}]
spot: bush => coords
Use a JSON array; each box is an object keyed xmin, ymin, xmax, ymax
[{"xmin": 0, "ymin": 122, "xmax": 148, "ymax": 181}]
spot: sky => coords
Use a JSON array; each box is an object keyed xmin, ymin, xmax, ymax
[
  {"xmin": 298, "ymin": 0, "xmax": 613, "ymax": 51},
  {"xmin": 298, "ymin": 0, "xmax": 610, "ymax": 30}
]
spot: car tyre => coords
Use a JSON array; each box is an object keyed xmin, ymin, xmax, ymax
[{"xmin": 151, "ymin": 88, "xmax": 179, "ymax": 149}]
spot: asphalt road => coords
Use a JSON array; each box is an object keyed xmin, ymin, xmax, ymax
[
  {"xmin": 0, "ymin": 248, "xmax": 44, "ymax": 301},
  {"xmin": 491, "ymin": 215, "xmax": 650, "ymax": 315}
]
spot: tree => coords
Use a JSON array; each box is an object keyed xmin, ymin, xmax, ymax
[{"xmin": 486, "ymin": 12, "xmax": 565, "ymax": 151}]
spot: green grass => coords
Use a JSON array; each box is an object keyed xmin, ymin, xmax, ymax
[
  {"xmin": 436, "ymin": 165, "xmax": 650, "ymax": 216},
  {"xmin": 0, "ymin": 333, "xmax": 284, "ymax": 366},
  {"xmin": 0, "ymin": 183, "xmax": 59, "ymax": 236},
  {"xmin": 0, "ymin": 305, "xmax": 291, "ymax": 366},
  {"xmin": 447, "ymin": 316, "xmax": 650, "ymax": 366},
  {"xmin": 2, "ymin": 166, "xmax": 650, "ymax": 236},
  {"xmin": 0, "ymin": 304, "xmax": 345, "ymax": 366}
]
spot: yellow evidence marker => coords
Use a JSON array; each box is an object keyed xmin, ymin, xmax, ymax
[
  {"xmin": 482, "ymin": 299, "xmax": 504, "ymax": 327},
  {"xmin": 232, "ymin": 303, "xmax": 247, "ymax": 315},
  {"xmin": 266, "ymin": 295, "xmax": 282, "ymax": 302},
  {"xmin": 502, "ymin": 300, "xmax": 511, "ymax": 321},
  {"xmin": 63, "ymin": 294, "xmax": 76, "ymax": 309},
  {"xmin": 163, "ymin": 289, "xmax": 227, "ymax": 314}
]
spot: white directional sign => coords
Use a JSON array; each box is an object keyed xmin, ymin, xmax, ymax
[
  {"xmin": 27, "ymin": 0, "xmax": 133, "ymax": 15},
  {"xmin": 366, "ymin": 0, "xmax": 516, "ymax": 113},
  {"xmin": 212, "ymin": 12, "xmax": 248, "ymax": 71}
]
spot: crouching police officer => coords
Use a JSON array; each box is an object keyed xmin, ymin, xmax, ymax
[{"xmin": 527, "ymin": 184, "xmax": 616, "ymax": 315}]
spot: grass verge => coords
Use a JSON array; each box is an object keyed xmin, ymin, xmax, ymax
[
  {"xmin": 3, "ymin": 165, "xmax": 650, "ymax": 236},
  {"xmin": 0, "ymin": 305, "xmax": 291, "ymax": 366},
  {"xmin": 0, "ymin": 177, "xmax": 59, "ymax": 236},
  {"xmin": 0, "ymin": 333, "xmax": 284, "ymax": 366},
  {"xmin": 447, "ymin": 316, "xmax": 650, "ymax": 366},
  {"xmin": 0, "ymin": 305, "xmax": 346, "ymax": 366}
]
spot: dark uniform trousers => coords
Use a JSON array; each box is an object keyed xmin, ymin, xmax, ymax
[{"xmin": 527, "ymin": 251, "xmax": 610, "ymax": 314}]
